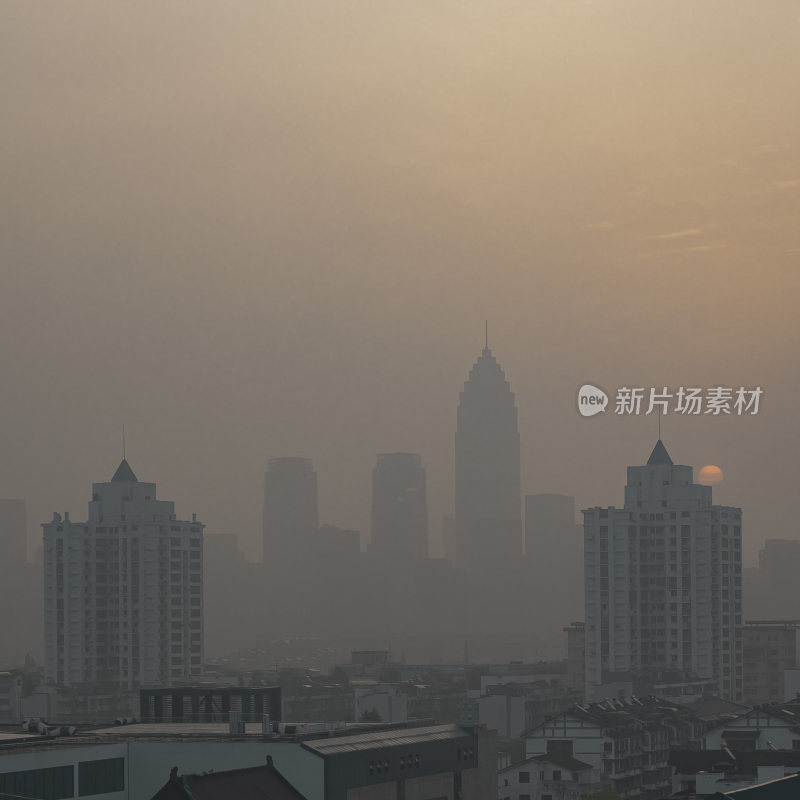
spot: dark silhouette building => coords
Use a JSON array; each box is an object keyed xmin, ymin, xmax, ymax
[
  {"xmin": 525, "ymin": 494, "xmax": 583, "ymax": 639},
  {"xmin": 369, "ymin": 453, "xmax": 428, "ymax": 561},
  {"xmin": 262, "ymin": 457, "xmax": 318, "ymax": 569},
  {"xmin": 454, "ymin": 333, "xmax": 521, "ymax": 568}
]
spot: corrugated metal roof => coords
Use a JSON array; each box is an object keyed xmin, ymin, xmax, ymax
[{"xmin": 303, "ymin": 724, "xmax": 468, "ymax": 754}]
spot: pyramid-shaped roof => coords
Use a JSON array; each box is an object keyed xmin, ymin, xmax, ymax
[
  {"xmin": 647, "ymin": 439, "xmax": 673, "ymax": 466},
  {"xmin": 111, "ymin": 459, "xmax": 138, "ymax": 482}
]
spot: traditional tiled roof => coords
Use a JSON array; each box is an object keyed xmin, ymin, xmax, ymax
[
  {"xmin": 670, "ymin": 749, "xmax": 800, "ymax": 774},
  {"xmin": 150, "ymin": 758, "xmax": 307, "ymax": 800},
  {"xmin": 528, "ymin": 695, "xmax": 706, "ymax": 738},
  {"xmin": 531, "ymin": 752, "xmax": 593, "ymax": 773},
  {"xmin": 715, "ymin": 772, "xmax": 800, "ymax": 800}
]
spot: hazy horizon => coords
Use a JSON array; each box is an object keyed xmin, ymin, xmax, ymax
[{"xmin": 2, "ymin": 0, "xmax": 799, "ymax": 567}]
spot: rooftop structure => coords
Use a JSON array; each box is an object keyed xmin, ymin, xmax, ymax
[{"xmin": 525, "ymin": 696, "xmax": 717, "ymax": 800}]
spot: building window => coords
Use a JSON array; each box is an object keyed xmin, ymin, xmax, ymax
[
  {"xmin": 519, "ymin": 771, "xmax": 530, "ymax": 783},
  {"xmin": 552, "ymin": 770, "xmax": 562, "ymax": 781},
  {"xmin": 547, "ymin": 740, "xmax": 574, "ymax": 756},
  {"xmin": 78, "ymin": 757, "xmax": 125, "ymax": 796},
  {"xmin": 0, "ymin": 764, "xmax": 74, "ymax": 800}
]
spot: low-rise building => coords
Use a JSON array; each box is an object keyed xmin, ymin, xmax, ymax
[
  {"xmin": 0, "ymin": 675, "xmax": 21, "ymax": 724},
  {"xmin": 498, "ymin": 752, "xmax": 606, "ymax": 800},
  {"xmin": 525, "ymin": 696, "xmax": 708, "ymax": 800},
  {"xmin": 0, "ymin": 720, "xmax": 497, "ymax": 800},
  {"xmin": 353, "ymin": 684, "xmax": 407, "ymax": 724},
  {"xmin": 670, "ymin": 749, "xmax": 800, "ymax": 797},
  {"xmin": 702, "ymin": 699, "xmax": 800, "ymax": 751}
]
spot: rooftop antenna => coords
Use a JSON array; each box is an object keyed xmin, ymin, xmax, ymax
[
  {"xmin": 122, "ymin": 425, "xmax": 126, "ymax": 460},
  {"xmin": 658, "ymin": 408, "xmax": 661, "ymax": 441},
  {"xmin": 485, "ymin": 320, "xmax": 488, "ymax": 350}
]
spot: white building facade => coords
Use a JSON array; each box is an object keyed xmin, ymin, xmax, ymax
[
  {"xmin": 499, "ymin": 753, "xmax": 604, "ymax": 800},
  {"xmin": 43, "ymin": 460, "xmax": 204, "ymax": 688},
  {"xmin": 584, "ymin": 440, "xmax": 743, "ymax": 702}
]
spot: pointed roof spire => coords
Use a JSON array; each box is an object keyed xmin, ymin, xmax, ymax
[
  {"xmin": 112, "ymin": 459, "xmax": 138, "ymax": 482},
  {"xmin": 647, "ymin": 439, "xmax": 673, "ymax": 466}
]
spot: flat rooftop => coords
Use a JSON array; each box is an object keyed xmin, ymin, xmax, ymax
[
  {"xmin": 91, "ymin": 722, "xmax": 272, "ymax": 737},
  {"xmin": 0, "ymin": 720, "xmax": 453, "ymax": 753},
  {"xmin": 304, "ymin": 724, "xmax": 468, "ymax": 755}
]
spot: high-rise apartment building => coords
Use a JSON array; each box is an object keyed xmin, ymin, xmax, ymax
[
  {"xmin": 42, "ymin": 459, "xmax": 204, "ymax": 688},
  {"xmin": 454, "ymin": 336, "xmax": 521, "ymax": 568},
  {"xmin": 262, "ymin": 457, "xmax": 318, "ymax": 569},
  {"xmin": 370, "ymin": 453, "xmax": 428, "ymax": 560},
  {"xmin": 583, "ymin": 440, "xmax": 743, "ymax": 702}
]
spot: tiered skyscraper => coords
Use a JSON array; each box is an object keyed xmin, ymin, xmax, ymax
[
  {"xmin": 42, "ymin": 460, "xmax": 204, "ymax": 687},
  {"xmin": 370, "ymin": 452, "xmax": 428, "ymax": 561},
  {"xmin": 583, "ymin": 440, "xmax": 743, "ymax": 702},
  {"xmin": 454, "ymin": 333, "xmax": 521, "ymax": 568}
]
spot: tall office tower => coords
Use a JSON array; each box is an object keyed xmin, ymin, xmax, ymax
[
  {"xmin": 370, "ymin": 453, "xmax": 428, "ymax": 560},
  {"xmin": 583, "ymin": 440, "xmax": 743, "ymax": 702},
  {"xmin": 262, "ymin": 457, "xmax": 318, "ymax": 570},
  {"xmin": 454, "ymin": 335, "xmax": 521, "ymax": 568},
  {"xmin": 42, "ymin": 459, "xmax": 204, "ymax": 688},
  {"xmin": 0, "ymin": 499, "xmax": 27, "ymax": 565}
]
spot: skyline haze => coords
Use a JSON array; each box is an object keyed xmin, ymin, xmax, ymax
[{"xmin": 1, "ymin": 1, "xmax": 797, "ymax": 568}]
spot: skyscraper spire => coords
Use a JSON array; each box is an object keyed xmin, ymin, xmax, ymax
[
  {"xmin": 485, "ymin": 320, "xmax": 488, "ymax": 350},
  {"xmin": 455, "ymin": 339, "xmax": 521, "ymax": 568}
]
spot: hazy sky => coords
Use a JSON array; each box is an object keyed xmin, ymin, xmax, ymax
[{"xmin": 2, "ymin": 1, "xmax": 798, "ymax": 566}]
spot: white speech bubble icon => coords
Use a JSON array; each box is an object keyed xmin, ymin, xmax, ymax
[{"xmin": 578, "ymin": 384, "xmax": 608, "ymax": 417}]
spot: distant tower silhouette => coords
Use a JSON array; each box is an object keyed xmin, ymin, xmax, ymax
[
  {"xmin": 370, "ymin": 453, "xmax": 428, "ymax": 560},
  {"xmin": 454, "ymin": 332, "xmax": 521, "ymax": 568},
  {"xmin": 262, "ymin": 457, "xmax": 318, "ymax": 570},
  {"xmin": 0, "ymin": 499, "xmax": 27, "ymax": 565}
]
